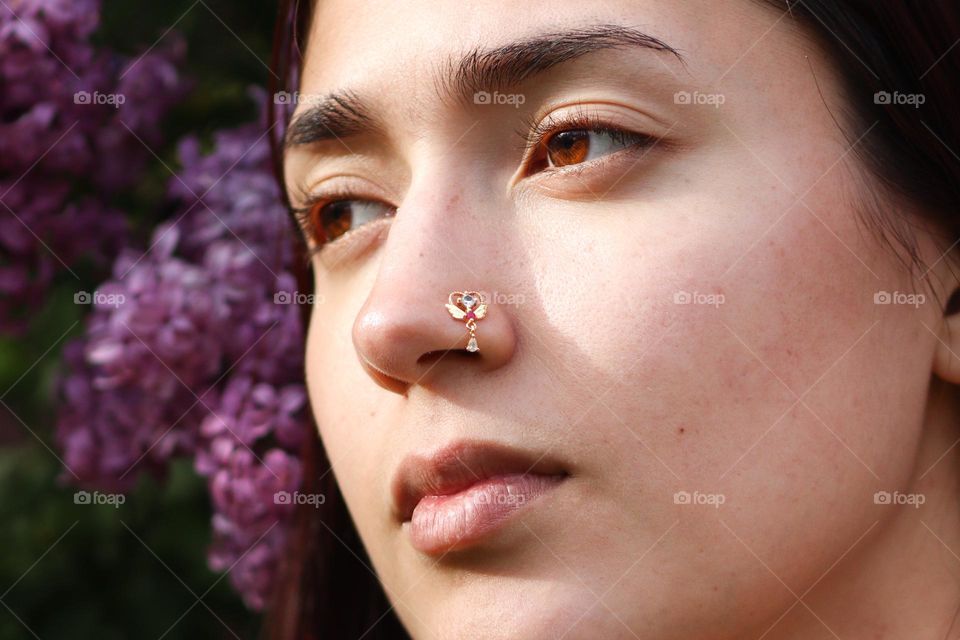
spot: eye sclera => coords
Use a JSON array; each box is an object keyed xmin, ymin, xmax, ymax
[
  {"xmin": 294, "ymin": 196, "xmax": 396, "ymax": 262},
  {"xmin": 291, "ymin": 176, "xmax": 396, "ymax": 257},
  {"xmin": 314, "ymin": 213, "xmax": 395, "ymax": 268},
  {"xmin": 510, "ymin": 101, "xmax": 669, "ymax": 186},
  {"xmin": 291, "ymin": 102, "xmax": 668, "ymax": 261}
]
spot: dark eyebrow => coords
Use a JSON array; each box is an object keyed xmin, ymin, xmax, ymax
[
  {"xmin": 284, "ymin": 23, "xmax": 684, "ymax": 150},
  {"xmin": 444, "ymin": 23, "xmax": 685, "ymax": 106},
  {"xmin": 284, "ymin": 89, "xmax": 376, "ymax": 147}
]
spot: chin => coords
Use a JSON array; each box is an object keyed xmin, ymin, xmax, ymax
[{"xmin": 398, "ymin": 580, "xmax": 639, "ymax": 640}]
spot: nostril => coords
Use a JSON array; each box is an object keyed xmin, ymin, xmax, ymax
[
  {"xmin": 417, "ymin": 351, "xmax": 446, "ymax": 364},
  {"xmin": 416, "ymin": 349, "xmax": 476, "ymax": 366},
  {"xmin": 351, "ymin": 286, "xmax": 513, "ymax": 391},
  {"xmin": 416, "ymin": 350, "xmax": 450, "ymax": 365}
]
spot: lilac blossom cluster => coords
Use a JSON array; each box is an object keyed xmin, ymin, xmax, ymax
[
  {"xmin": 3, "ymin": 0, "xmax": 309, "ymax": 610},
  {"xmin": 0, "ymin": 0, "xmax": 187, "ymax": 333},
  {"xmin": 55, "ymin": 105, "xmax": 311, "ymax": 610}
]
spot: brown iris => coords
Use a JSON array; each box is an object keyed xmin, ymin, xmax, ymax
[
  {"xmin": 546, "ymin": 130, "xmax": 590, "ymax": 167},
  {"xmin": 308, "ymin": 200, "xmax": 352, "ymax": 244}
]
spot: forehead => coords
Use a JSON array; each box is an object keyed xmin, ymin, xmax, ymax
[{"xmin": 298, "ymin": 0, "xmax": 776, "ymax": 102}]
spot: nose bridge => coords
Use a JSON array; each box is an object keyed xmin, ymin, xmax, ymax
[
  {"xmin": 376, "ymin": 173, "xmax": 495, "ymax": 303},
  {"xmin": 388, "ymin": 178, "xmax": 483, "ymax": 284},
  {"xmin": 350, "ymin": 173, "xmax": 517, "ymax": 394}
]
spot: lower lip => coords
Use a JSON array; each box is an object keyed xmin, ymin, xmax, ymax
[{"xmin": 405, "ymin": 473, "xmax": 564, "ymax": 555}]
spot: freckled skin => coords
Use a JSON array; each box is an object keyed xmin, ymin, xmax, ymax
[{"xmin": 287, "ymin": 1, "xmax": 960, "ymax": 638}]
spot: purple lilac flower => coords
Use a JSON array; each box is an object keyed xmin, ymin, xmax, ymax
[
  {"xmin": 207, "ymin": 447, "xmax": 302, "ymax": 610},
  {"xmin": 84, "ymin": 224, "xmax": 228, "ymax": 395},
  {"xmin": 0, "ymin": 0, "xmax": 187, "ymax": 333},
  {"xmin": 9, "ymin": 0, "xmax": 306, "ymax": 613},
  {"xmin": 57, "ymin": 338, "xmax": 211, "ymax": 491},
  {"xmin": 56, "ymin": 101, "xmax": 311, "ymax": 610}
]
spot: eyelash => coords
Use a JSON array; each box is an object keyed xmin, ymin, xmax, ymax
[
  {"xmin": 290, "ymin": 184, "xmax": 385, "ymax": 261},
  {"xmin": 292, "ymin": 108, "xmax": 659, "ymax": 258},
  {"xmin": 515, "ymin": 104, "xmax": 658, "ymax": 171}
]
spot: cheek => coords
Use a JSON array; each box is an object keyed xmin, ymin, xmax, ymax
[
  {"xmin": 527, "ymin": 169, "xmax": 934, "ymax": 593},
  {"xmin": 703, "ymin": 181, "xmax": 934, "ymax": 485},
  {"xmin": 536, "ymin": 155, "xmax": 931, "ymax": 469},
  {"xmin": 304, "ymin": 287, "xmax": 390, "ymax": 529}
]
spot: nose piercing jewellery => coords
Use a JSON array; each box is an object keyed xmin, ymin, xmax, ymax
[{"xmin": 446, "ymin": 291, "xmax": 487, "ymax": 352}]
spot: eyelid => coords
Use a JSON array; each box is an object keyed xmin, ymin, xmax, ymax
[
  {"xmin": 519, "ymin": 100, "xmax": 652, "ymax": 135},
  {"xmin": 293, "ymin": 196, "xmax": 396, "ymax": 266},
  {"xmin": 290, "ymin": 176, "xmax": 395, "ymax": 257},
  {"xmin": 291, "ymin": 104, "xmax": 668, "ymax": 262},
  {"xmin": 512, "ymin": 102, "xmax": 664, "ymax": 184},
  {"xmin": 315, "ymin": 214, "xmax": 393, "ymax": 268}
]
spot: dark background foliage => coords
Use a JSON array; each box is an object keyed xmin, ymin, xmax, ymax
[{"xmin": 0, "ymin": 1, "xmax": 280, "ymax": 637}]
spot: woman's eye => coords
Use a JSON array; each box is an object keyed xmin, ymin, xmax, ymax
[
  {"xmin": 541, "ymin": 127, "xmax": 649, "ymax": 169},
  {"xmin": 306, "ymin": 198, "xmax": 394, "ymax": 245}
]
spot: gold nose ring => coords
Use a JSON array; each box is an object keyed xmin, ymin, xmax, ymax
[{"xmin": 445, "ymin": 291, "xmax": 487, "ymax": 352}]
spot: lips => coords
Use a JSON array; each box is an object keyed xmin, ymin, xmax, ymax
[{"xmin": 391, "ymin": 440, "xmax": 568, "ymax": 555}]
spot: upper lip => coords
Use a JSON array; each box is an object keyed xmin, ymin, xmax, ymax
[{"xmin": 391, "ymin": 439, "xmax": 569, "ymax": 523}]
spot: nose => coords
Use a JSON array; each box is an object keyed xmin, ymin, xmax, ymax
[
  {"xmin": 351, "ymin": 192, "xmax": 517, "ymax": 395},
  {"xmin": 353, "ymin": 286, "xmax": 515, "ymax": 394}
]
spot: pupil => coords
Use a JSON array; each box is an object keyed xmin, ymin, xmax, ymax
[
  {"xmin": 547, "ymin": 130, "xmax": 590, "ymax": 166},
  {"xmin": 555, "ymin": 130, "xmax": 586, "ymax": 149},
  {"xmin": 324, "ymin": 201, "xmax": 352, "ymax": 240}
]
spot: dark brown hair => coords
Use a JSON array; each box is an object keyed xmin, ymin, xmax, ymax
[
  {"xmin": 265, "ymin": 3, "xmax": 410, "ymax": 637},
  {"xmin": 758, "ymin": 1, "xmax": 960, "ymax": 289},
  {"xmin": 265, "ymin": 1, "xmax": 960, "ymax": 638}
]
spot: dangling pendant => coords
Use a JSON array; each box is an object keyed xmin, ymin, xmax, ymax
[{"xmin": 446, "ymin": 291, "xmax": 487, "ymax": 352}]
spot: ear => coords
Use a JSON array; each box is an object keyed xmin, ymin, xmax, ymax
[{"xmin": 933, "ymin": 290, "xmax": 960, "ymax": 383}]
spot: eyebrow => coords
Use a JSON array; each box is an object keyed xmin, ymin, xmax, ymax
[{"xmin": 284, "ymin": 23, "xmax": 685, "ymax": 150}]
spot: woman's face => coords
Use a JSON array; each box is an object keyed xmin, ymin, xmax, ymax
[{"xmin": 284, "ymin": 0, "xmax": 958, "ymax": 638}]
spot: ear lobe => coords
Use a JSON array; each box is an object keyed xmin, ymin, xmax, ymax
[{"xmin": 933, "ymin": 298, "xmax": 960, "ymax": 384}]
